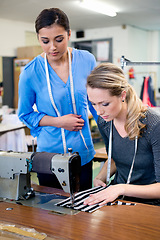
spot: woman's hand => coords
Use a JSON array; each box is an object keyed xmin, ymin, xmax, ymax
[
  {"xmin": 59, "ymin": 114, "xmax": 84, "ymax": 131},
  {"xmin": 93, "ymin": 177, "xmax": 107, "ymax": 187},
  {"xmin": 39, "ymin": 114, "xmax": 85, "ymax": 131},
  {"xmin": 83, "ymin": 184, "xmax": 125, "ymax": 206}
]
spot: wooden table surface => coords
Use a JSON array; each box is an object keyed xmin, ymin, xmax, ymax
[
  {"xmin": 0, "ymin": 185, "xmax": 160, "ymax": 240},
  {"xmin": 94, "ymin": 147, "xmax": 107, "ymax": 160}
]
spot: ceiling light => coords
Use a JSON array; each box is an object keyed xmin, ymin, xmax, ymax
[{"xmin": 79, "ymin": 0, "xmax": 117, "ymax": 17}]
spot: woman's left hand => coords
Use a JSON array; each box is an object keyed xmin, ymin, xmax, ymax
[{"xmin": 83, "ymin": 184, "xmax": 125, "ymax": 206}]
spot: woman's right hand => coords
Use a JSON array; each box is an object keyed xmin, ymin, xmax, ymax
[
  {"xmin": 93, "ymin": 177, "xmax": 107, "ymax": 187},
  {"xmin": 59, "ymin": 114, "xmax": 84, "ymax": 131},
  {"xmin": 39, "ymin": 114, "xmax": 84, "ymax": 131}
]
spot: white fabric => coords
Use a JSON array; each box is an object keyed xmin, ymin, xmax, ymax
[{"xmin": 0, "ymin": 114, "xmax": 27, "ymax": 152}]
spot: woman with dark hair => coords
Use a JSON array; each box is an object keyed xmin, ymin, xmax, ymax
[
  {"xmin": 84, "ymin": 62, "xmax": 160, "ymax": 206},
  {"xmin": 18, "ymin": 8, "xmax": 97, "ymax": 190}
]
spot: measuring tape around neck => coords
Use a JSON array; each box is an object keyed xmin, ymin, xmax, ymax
[
  {"xmin": 44, "ymin": 52, "xmax": 67, "ymax": 154},
  {"xmin": 67, "ymin": 48, "xmax": 88, "ymax": 150},
  {"xmin": 44, "ymin": 48, "xmax": 88, "ymax": 154},
  {"xmin": 106, "ymin": 121, "xmax": 112, "ymax": 184}
]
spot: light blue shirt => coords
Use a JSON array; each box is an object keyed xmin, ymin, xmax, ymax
[{"xmin": 18, "ymin": 48, "xmax": 98, "ymax": 166}]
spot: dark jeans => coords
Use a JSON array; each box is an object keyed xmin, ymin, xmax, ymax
[{"xmin": 37, "ymin": 160, "xmax": 93, "ymax": 191}]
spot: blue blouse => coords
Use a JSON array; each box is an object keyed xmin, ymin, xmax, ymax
[{"xmin": 18, "ymin": 48, "xmax": 98, "ymax": 166}]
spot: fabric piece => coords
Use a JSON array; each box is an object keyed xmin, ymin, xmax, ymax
[
  {"xmin": 140, "ymin": 76, "xmax": 156, "ymax": 107},
  {"xmin": 0, "ymin": 114, "xmax": 27, "ymax": 152},
  {"xmin": 55, "ymin": 186, "xmax": 136, "ymax": 213}
]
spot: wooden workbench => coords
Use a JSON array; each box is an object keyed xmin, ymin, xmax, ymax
[
  {"xmin": 94, "ymin": 147, "xmax": 107, "ymax": 161},
  {"xmin": 0, "ymin": 185, "xmax": 160, "ymax": 240}
]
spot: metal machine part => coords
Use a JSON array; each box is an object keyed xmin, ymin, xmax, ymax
[
  {"xmin": 0, "ymin": 150, "xmax": 81, "ymax": 201},
  {"xmin": 0, "ymin": 151, "xmax": 31, "ymax": 200},
  {"xmin": 32, "ymin": 151, "xmax": 81, "ymax": 195}
]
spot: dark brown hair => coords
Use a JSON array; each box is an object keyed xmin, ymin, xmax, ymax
[{"xmin": 35, "ymin": 8, "xmax": 70, "ymax": 35}]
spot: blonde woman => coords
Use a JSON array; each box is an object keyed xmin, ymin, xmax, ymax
[{"xmin": 84, "ymin": 62, "xmax": 160, "ymax": 206}]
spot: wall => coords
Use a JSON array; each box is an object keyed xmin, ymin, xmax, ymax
[
  {"xmin": 70, "ymin": 25, "xmax": 129, "ymax": 64},
  {"xmin": 0, "ymin": 18, "xmax": 160, "ymax": 97},
  {"xmin": 126, "ymin": 28, "xmax": 160, "ymax": 97},
  {"xmin": 71, "ymin": 25, "xmax": 159, "ymax": 65},
  {"xmin": 71, "ymin": 25, "xmax": 160, "ymax": 97},
  {"xmin": 0, "ymin": 57, "xmax": 2, "ymax": 82},
  {"xmin": 0, "ymin": 18, "xmax": 159, "ymax": 65},
  {"xmin": 0, "ymin": 18, "xmax": 34, "ymax": 56},
  {"xmin": 25, "ymin": 31, "xmax": 40, "ymax": 46}
]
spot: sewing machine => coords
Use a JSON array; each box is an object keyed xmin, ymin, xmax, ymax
[{"xmin": 0, "ymin": 150, "xmax": 81, "ymax": 201}]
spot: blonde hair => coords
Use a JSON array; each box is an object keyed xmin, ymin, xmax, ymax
[{"xmin": 87, "ymin": 62, "xmax": 147, "ymax": 140}]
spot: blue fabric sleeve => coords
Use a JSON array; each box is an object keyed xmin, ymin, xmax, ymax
[
  {"xmin": 88, "ymin": 99, "xmax": 98, "ymax": 122},
  {"xmin": 86, "ymin": 51, "xmax": 98, "ymax": 122},
  {"xmin": 18, "ymin": 68, "xmax": 46, "ymax": 137}
]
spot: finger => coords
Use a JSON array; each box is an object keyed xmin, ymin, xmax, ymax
[
  {"xmin": 75, "ymin": 122, "xmax": 84, "ymax": 126},
  {"xmin": 76, "ymin": 127, "xmax": 83, "ymax": 130},
  {"xmin": 75, "ymin": 116, "xmax": 84, "ymax": 122},
  {"xmin": 87, "ymin": 198, "xmax": 102, "ymax": 205},
  {"xmin": 84, "ymin": 195, "xmax": 100, "ymax": 205},
  {"xmin": 86, "ymin": 192, "xmax": 109, "ymax": 206},
  {"xmin": 83, "ymin": 195, "xmax": 95, "ymax": 205},
  {"xmin": 72, "ymin": 128, "xmax": 78, "ymax": 131},
  {"xmin": 94, "ymin": 181, "xmax": 106, "ymax": 187},
  {"xmin": 83, "ymin": 197, "xmax": 90, "ymax": 205},
  {"xmin": 72, "ymin": 127, "xmax": 83, "ymax": 131},
  {"xmin": 99, "ymin": 199, "xmax": 113, "ymax": 206},
  {"xmin": 77, "ymin": 119, "xmax": 84, "ymax": 124},
  {"xmin": 101, "ymin": 183, "xmax": 107, "ymax": 187}
]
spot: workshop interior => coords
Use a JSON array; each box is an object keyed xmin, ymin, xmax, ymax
[{"xmin": 0, "ymin": 0, "xmax": 160, "ymax": 239}]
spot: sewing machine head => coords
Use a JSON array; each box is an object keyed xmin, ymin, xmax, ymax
[
  {"xmin": 31, "ymin": 151, "xmax": 81, "ymax": 196},
  {"xmin": 0, "ymin": 150, "xmax": 81, "ymax": 200}
]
